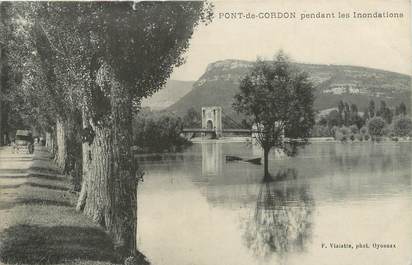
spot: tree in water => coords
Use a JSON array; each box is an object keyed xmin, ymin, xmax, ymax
[
  {"xmin": 233, "ymin": 51, "xmax": 315, "ymax": 177},
  {"xmin": 241, "ymin": 170, "xmax": 314, "ymax": 259}
]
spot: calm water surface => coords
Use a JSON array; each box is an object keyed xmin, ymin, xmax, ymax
[{"xmin": 137, "ymin": 142, "xmax": 412, "ymax": 265}]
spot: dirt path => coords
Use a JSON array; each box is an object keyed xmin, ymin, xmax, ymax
[{"xmin": 0, "ymin": 146, "xmax": 121, "ymax": 265}]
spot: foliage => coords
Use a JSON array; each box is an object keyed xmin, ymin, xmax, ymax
[
  {"xmin": 349, "ymin": 124, "xmax": 359, "ymax": 134},
  {"xmin": 4, "ymin": 1, "xmax": 213, "ymax": 260},
  {"xmin": 360, "ymin": 126, "xmax": 368, "ymax": 135},
  {"xmin": 376, "ymin": 100, "xmax": 393, "ymax": 124},
  {"xmin": 133, "ymin": 110, "xmax": 190, "ymax": 153},
  {"xmin": 327, "ymin": 110, "xmax": 342, "ymax": 128},
  {"xmin": 395, "ymin": 102, "xmax": 407, "ymax": 116},
  {"xmin": 233, "ymin": 51, "xmax": 315, "ymax": 156},
  {"xmin": 330, "ymin": 126, "xmax": 339, "ymax": 137},
  {"xmin": 393, "ymin": 115, "xmax": 412, "ymax": 137},
  {"xmin": 367, "ymin": 116, "xmax": 386, "ymax": 138},
  {"xmin": 311, "ymin": 125, "xmax": 331, "ymax": 137},
  {"xmin": 1, "ymin": 3, "xmax": 54, "ymax": 134},
  {"xmin": 368, "ymin": 100, "xmax": 375, "ymax": 118},
  {"xmin": 182, "ymin": 107, "xmax": 201, "ymax": 128},
  {"xmin": 322, "ymin": 101, "xmax": 364, "ymax": 130},
  {"xmin": 5, "ymin": 1, "xmax": 213, "ymax": 129},
  {"xmin": 4, "ymin": 2, "xmax": 84, "ymax": 175},
  {"xmin": 233, "ymin": 51, "xmax": 315, "ymax": 176},
  {"xmin": 359, "ymin": 126, "xmax": 370, "ymax": 141},
  {"xmin": 334, "ymin": 126, "xmax": 350, "ymax": 142},
  {"xmin": 319, "ymin": 100, "xmax": 410, "ymax": 141},
  {"xmin": 33, "ymin": 1, "xmax": 212, "ymax": 126}
]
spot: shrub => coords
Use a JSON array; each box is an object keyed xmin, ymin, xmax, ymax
[
  {"xmin": 364, "ymin": 134, "xmax": 370, "ymax": 141},
  {"xmin": 360, "ymin": 126, "xmax": 368, "ymax": 135},
  {"xmin": 133, "ymin": 110, "xmax": 191, "ymax": 153},
  {"xmin": 335, "ymin": 131, "xmax": 343, "ymax": 141},
  {"xmin": 311, "ymin": 125, "xmax": 331, "ymax": 137},
  {"xmin": 336, "ymin": 126, "xmax": 350, "ymax": 142},
  {"xmin": 393, "ymin": 116, "xmax": 412, "ymax": 137},
  {"xmin": 331, "ymin": 126, "xmax": 339, "ymax": 139},
  {"xmin": 349, "ymin": 124, "xmax": 359, "ymax": 134},
  {"xmin": 367, "ymin": 117, "xmax": 386, "ymax": 139},
  {"xmin": 340, "ymin": 126, "xmax": 350, "ymax": 136},
  {"xmin": 382, "ymin": 126, "xmax": 393, "ymax": 137}
]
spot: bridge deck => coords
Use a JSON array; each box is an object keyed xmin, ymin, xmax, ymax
[
  {"xmin": 182, "ymin": 128, "xmax": 306, "ymax": 142},
  {"xmin": 182, "ymin": 128, "xmax": 252, "ymax": 133}
]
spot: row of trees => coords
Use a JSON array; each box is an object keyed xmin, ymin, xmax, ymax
[
  {"xmin": 1, "ymin": 2, "xmax": 212, "ymax": 261},
  {"xmin": 328, "ymin": 112, "xmax": 412, "ymax": 142},
  {"xmin": 314, "ymin": 100, "xmax": 409, "ymax": 138}
]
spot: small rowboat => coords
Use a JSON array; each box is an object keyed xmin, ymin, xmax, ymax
[
  {"xmin": 226, "ymin": 155, "xmax": 243, "ymax": 162},
  {"xmin": 225, "ymin": 155, "xmax": 261, "ymax": 165}
]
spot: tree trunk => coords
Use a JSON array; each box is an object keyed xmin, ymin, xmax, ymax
[
  {"xmin": 82, "ymin": 125, "xmax": 111, "ymax": 225},
  {"xmin": 45, "ymin": 131, "xmax": 56, "ymax": 154},
  {"xmin": 0, "ymin": 5, "xmax": 5, "ymax": 146},
  {"xmin": 55, "ymin": 118, "xmax": 67, "ymax": 172},
  {"xmin": 105, "ymin": 76, "xmax": 137, "ymax": 258},
  {"xmin": 45, "ymin": 132, "xmax": 51, "ymax": 150},
  {"xmin": 0, "ymin": 44, "xmax": 2, "ymax": 146},
  {"xmin": 79, "ymin": 63, "xmax": 137, "ymax": 260},
  {"xmin": 76, "ymin": 108, "xmax": 91, "ymax": 211},
  {"xmin": 264, "ymin": 147, "xmax": 270, "ymax": 178}
]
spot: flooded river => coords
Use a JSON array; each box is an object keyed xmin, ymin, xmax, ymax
[{"xmin": 137, "ymin": 142, "xmax": 412, "ymax": 265}]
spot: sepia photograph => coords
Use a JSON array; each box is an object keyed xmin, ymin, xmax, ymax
[{"xmin": 0, "ymin": 0, "xmax": 411, "ymax": 265}]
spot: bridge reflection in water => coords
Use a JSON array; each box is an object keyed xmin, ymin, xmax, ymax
[
  {"xmin": 137, "ymin": 142, "xmax": 412, "ymax": 265},
  {"xmin": 201, "ymin": 142, "xmax": 223, "ymax": 176}
]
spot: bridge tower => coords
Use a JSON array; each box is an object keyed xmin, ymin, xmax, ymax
[{"xmin": 201, "ymin": 106, "xmax": 222, "ymax": 138}]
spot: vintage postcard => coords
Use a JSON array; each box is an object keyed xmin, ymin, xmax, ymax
[{"xmin": 0, "ymin": 0, "xmax": 411, "ymax": 265}]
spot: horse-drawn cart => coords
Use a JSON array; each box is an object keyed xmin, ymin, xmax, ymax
[{"xmin": 12, "ymin": 130, "xmax": 34, "ymax": 154}]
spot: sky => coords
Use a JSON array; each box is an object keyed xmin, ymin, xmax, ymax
[{"xmin": 170, "ymin": 0, "xmax": 412, "ymax": 81}]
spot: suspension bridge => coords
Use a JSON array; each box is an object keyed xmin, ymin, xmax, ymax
[{"xmin": 182, "ymin": 106, "xmax": 254, "ymax": 139}]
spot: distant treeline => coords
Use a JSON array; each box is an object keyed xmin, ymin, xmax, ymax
[
  {"xmin": 312, "ymin": 100, "xmax": 411, "ymax": 141},
  {"xmin": 132, "ymin": 108, "xmax": 192, "ymax": 153}
]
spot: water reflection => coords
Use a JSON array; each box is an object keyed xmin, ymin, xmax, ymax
[
  {"xmin": 137, "ymin": 142, "xmax": 412, "ymax": 265},
  {"xmin": 241, "ymin": 170, "xmax": 314, "ymax": 259},
  {"xmin": 201, "ymin": 143, "xmax": 223, "ymax": 176}
]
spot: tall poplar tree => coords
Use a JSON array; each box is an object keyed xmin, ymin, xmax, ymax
[{"xmin": 35, "ymin": 2, "xmax": 212, "ymax": 259}]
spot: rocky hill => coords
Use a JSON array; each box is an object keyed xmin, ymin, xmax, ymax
[
  {"xmin": 141, "ymin": 80, "xmax": 194, "ymax": 110},
  {"xmin": 167, "ymin": 59, "xmax": 411, "ymax": 118}
]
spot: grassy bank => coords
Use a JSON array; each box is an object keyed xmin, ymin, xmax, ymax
[{"xmin": 0, "ymin": 147, "xmax": 149, "ymax": 265}]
